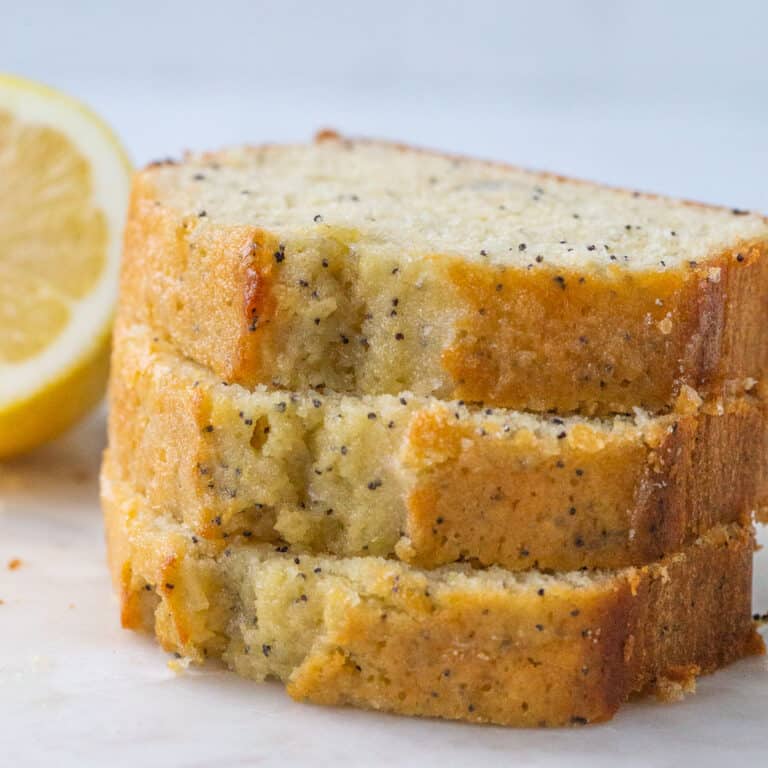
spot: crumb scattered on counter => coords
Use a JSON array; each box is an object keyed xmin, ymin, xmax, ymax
[
  {"xmin": 71, "ymin": 468, "xmax": 91, "ymax": 484},
  {"xmin": 753, "ymin": 611, "xmax": 768, "ymax": 626},
  {"xmin": 0, "ymin": 469, "xmax": 24, "ymax": 491},
  {"xmin": 168, "ymin": 654, "xmax": 192, "ymax": 674},
  {"xmin": 8, "ymin": 558, "xmax": 22, "ymax": 571}
]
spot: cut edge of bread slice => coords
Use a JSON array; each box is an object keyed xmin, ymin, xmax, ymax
[
  {"xmin": 119, "ymin": 133, "xmax": 768, "ymax": 413},
  {"xmin": 102, "ymin": 463, "xmax": 764, "ymax": 728},
  {"xmin": 108, "ymin": 322, "xmax": 768, "ymax": 571}
]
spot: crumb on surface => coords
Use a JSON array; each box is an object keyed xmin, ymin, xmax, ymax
[
  {"xmin": 167, "ymin": 656, "xmax": 192, "ymax": 674},
  {"xmin": 71, "ymin": 468, "xmax": 91, "ymax": 484},
  {"xmin": 8, "ymin": 558, "xmax": 22, "ymax": 571}
]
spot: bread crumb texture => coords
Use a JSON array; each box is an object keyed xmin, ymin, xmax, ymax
[
  {"xmin": 102, "ymin": 468, "xmax": 763, "ymax": 728},
  {"xmin": 120, "ymin": 136, "xmax": 768, "ymax": 414},
  {"xmin": 108, "ymin": 324, "xmax": 768, "ymax": 571}
]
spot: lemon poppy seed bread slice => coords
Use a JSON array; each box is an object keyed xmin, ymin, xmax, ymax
[
  {"xmin": 102, "ymin": 467, "xmax": 763, "ymax": 728},
  {"xmin": 108, "ymin": 324, "xmax": 768, "ymax": 571},
  {"xmin": 120, "ymin": 132, "xmax": 768, "ymax": 415}
]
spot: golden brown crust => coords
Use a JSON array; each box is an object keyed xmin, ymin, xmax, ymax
[
  {"xmin": 107, "ymin": 327, "xmax": 767, "ymax": 571},
  {"xmin": 119, "ymin": 145, "xmax": 768, "ymax": 414},
  {"xmin": 440, "ymin": 244, "xmax": 768, "ymax": 413},
  {"xmin": 288, "ymin": 582, "xmax": 632, "ymax": 726},
  {"xmin": 102, "ymin": 474, "xmax": 164, "ymax": 633},
  {"xmin": 102, "ymin": 472, "xmax": 230, "ymax": 656},
  {"xmin": 288, "ymin": 525, "xmax": 760, "ymax": 726},
  {"xmin": 101, "ymin": 472, "xmax": 763, "ymax": 727},
  {"xmin": 120, "ymin": 172, "xmax": 282, "ymax": 383},
  {"xmin": 403, "ymin": 396, "xmax": 764, "ymax": 570}
]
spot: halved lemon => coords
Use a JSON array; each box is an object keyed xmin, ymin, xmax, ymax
[{"xmin": 0, "ymin": 74, "xmax": 131, "ymax": 458}]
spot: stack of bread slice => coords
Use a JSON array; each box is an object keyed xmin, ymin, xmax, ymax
[{"xmin": 102, "ymin": 133, "xmax": 768, "ymax": 726}]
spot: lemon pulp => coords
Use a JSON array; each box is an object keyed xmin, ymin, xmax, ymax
[{"xmin": 0, "ymin": 75, "xmax": 131, "ymax": 458}]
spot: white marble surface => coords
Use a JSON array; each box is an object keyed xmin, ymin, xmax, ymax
[{"xmin": 0, "ymin": 410, "xmax": 766, "ymax": 767}]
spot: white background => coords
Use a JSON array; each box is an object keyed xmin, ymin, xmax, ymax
[
  {"xmin": 3, "ymin": 0, "xmax": 767, "ymax": 209},
  {"xmin": 1, "ymin": 2, "xmax": 767, "ymax": 766}
]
